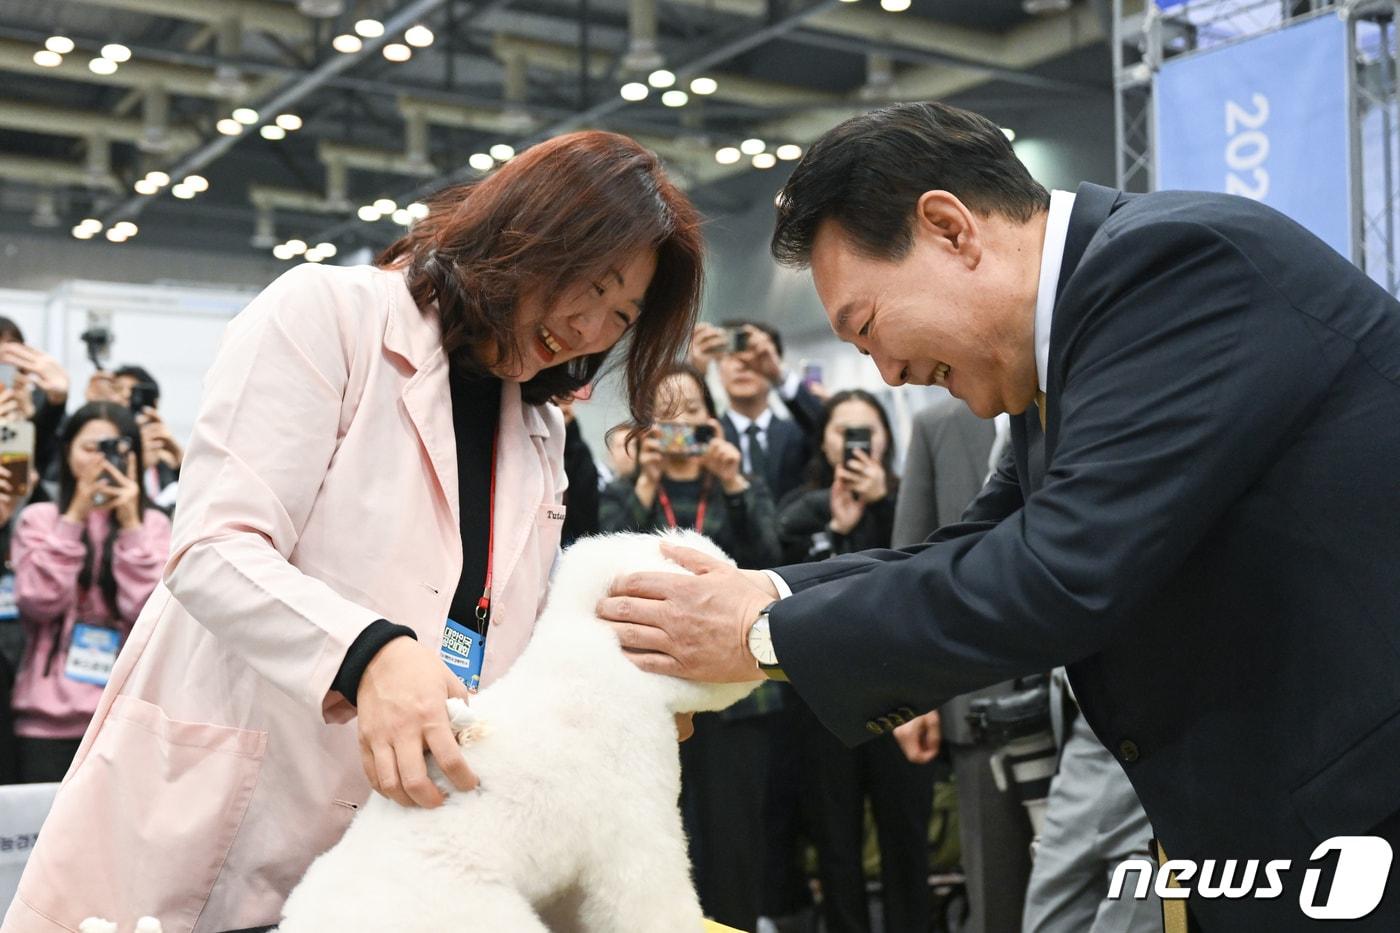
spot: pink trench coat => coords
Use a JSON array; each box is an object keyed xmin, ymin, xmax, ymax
[{"xmin": 2, "ymin": 264, "xmax": 567, "ymax": 932}]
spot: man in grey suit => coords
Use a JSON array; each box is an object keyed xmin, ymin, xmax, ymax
[{"xmin": 893, "ymin": 395, "xmax": 1033, "ymax": 933}]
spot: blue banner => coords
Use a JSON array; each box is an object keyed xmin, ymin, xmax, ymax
[{"xmin": 1155, "ymin": 14, "xmax": 1351, "ymax": 259}]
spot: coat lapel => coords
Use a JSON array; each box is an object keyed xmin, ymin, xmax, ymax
[{"xmin": 490, "ymin": 382, "xmax": 546, "ymax": 610}]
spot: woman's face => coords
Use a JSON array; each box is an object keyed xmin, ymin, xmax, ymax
[
  {"xmin": 821, "ymin": 399, "xmax": 889, "ymax": 470},
  {"xmin": 69, "ymin": 419, "xmax": 122, "ymax": 481},
  {"xmin": 655, "ymin": 373, "xmax": 709, "ymax": 427},
  {"xmin": 484, "ymin": 248, "xmax": 658, "ymax": 383}
]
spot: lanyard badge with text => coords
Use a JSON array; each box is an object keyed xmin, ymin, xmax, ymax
[{"xmin": 440, "ymin": 429, "xmax": 497, "ymax": 694}]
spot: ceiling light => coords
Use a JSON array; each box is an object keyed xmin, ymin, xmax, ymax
[
  {"xmin": 881, "ymin": 0, "xmax": 911, "ymax": 10},
  {"xmin": 145, "ymin": 171, "xmax": 170, "ymax": 186},
  {"xmin": 689, "ymin": 77, "xmax": 718, "ymax": 95},
  {"xmin": 619, "ymin": 82, "xmax": 648, "ymax": 102},
  {"xmin": 404, "ymin": 24, "xmax": 434, "ymax": 47},
  {"xmin": 357, "ymin": 205, "xmax": 381, "ymax": 222},
  {"xmin": 382, "ymin": 43, "xmax": 411, "ymax": 62},
  {"xmin": 304, "ymin": 246, "xmax": 326, "ymax": 262},
  {"xmin": 275, "ymin": 113, "xmax": 303, "ymax": 131},
  {"xmin": 332, "ymin": 33, "xmax": 362, "ymax": 53},
  {"xmin": 232, "ymin": 107, "xmax": 259, "ymax": 125},
  {"xmin": 133, "ymin": 178, "xmax": 159, "ymax": 195},
  {"xmin": 45, "ymin": 35, "xmax": 75, "ymax": 54},
  {"xmin": 72, "ymin": 225, "xmax": 95, "ymax": 240},
  {"xmin": 114, "ymin": 221, "xmax": 137, "ymax": 236},
  {"xmin": 183, "ymin": 174, "xmax": 208, "ymax": 192},
  {"xmin": 1002, "ymin": 127, "xmax": 1017, "ymax": 142},
  {"xmin": 489, "ymin": 143, "xmax": 515, "ymax": 161},
  {"xmin": 776, "ymin": 144, "xmax": 802, "ymax": 161},
  {"xmin": 284, "ymin": 238, "xmax": 307, "ymax": 256},
  {"xmin": 101, "ymin": 43, "xmax": 131, "ymax": 63},
  {"xmin": 272, "ymin": 243, "xmax": 296, "ymax": 260},
  {"xmin": 739, "ymin": 138, "xmax": 765, "ymax": 156},
  {"xmin": 354, "ymin": 18, "xmax": 385, "ymax": 38},
  {"xmin": 839, "ymin": 0, "xmax": 858, "ymax": 4},
  {"xmin": 260, "ymin": 124, "xmax": 286, "ymax": 140},
  {"xmin": 316, "ymin": 242, "xmax": 338, "ymax": 257},
  {"xmin": 468, "ymin": 152, "xmax": 494, "ymax": 171},
  {"xmin": 391, "ymin": 208, "xmax": 412, "ymax": 225},
  {"xmin": 78, "ymin": 218, "xmax": 102, "ymax": 232},
  {"xmin": 714, "ymin": 146, "xmax": 740, "ymax": 165},
  {"xmin": 88, "ymin": 57, "xmax": 118, "ymax": 75},
  {"xmin": 648, "ymin": 69, "xmax": 676, "ymax": 89},
  {"xmin": 171, "ymin": 183, "xmax": 195, "ymax": 199},
  {"xmin": 32, "ymin": 50, "xmax": 62, "ymax": 68},
  {"xmin": 407, "ymin": 201, "xmax": 429, "ymax": 220},
  {"xmin": 661, "ymin": 90, "xmax": 688, "ymax": 107},
  {"xmin": 216, "ymin": 118, "xmax": 242, "ymax": 136},
  {"xmin": 373, "ymin": 197, "xmax": 397, "ymax": 213},
  {"xmin": 752, "ymin": 152, "xmax": 777, "ymax": 169},
  {"xmin": 105, "ymin": 229, "xmax": 129, "ymax": 243}
]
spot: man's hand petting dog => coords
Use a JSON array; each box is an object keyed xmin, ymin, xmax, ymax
[
  {"xmin": 356, "ymin": 638, "xmax": 478, "ymax": 808},
  {"xmin": 599, "ymin": 543, "xmax": 778, "ymax": 683}
]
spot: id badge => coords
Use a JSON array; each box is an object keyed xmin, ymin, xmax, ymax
[
  {"xmin": 439, "ymin": 618, "xmax": 485, "ymax": 693},
  {"xmin": 0, "ymin": 573, "xmax": 17, "ymax": 622},
  {"xmin": 64, "ymin": 623, "xmax": 122, "ymax": 687}
]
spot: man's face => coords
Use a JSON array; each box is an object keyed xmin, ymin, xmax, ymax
[
  {"xmin": 808, "ymin": 195, "xmax": 1039, "ymax": 419},
  {"xmin": 717, "ymin": 347, "xmax": 767, "ymax": 404}
]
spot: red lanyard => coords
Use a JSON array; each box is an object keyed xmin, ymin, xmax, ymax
[
  {"xmin": 656, "ymin": 475, "xmax": 711, "ymax": 533},
  {"xmin": 475, "ymin": 428, "xmax": 498, "ymax": 629}
]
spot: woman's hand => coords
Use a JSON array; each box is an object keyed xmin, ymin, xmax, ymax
[
  {"xmin": 0, "ymin": 388, "xmax": 23, "ymax": 423},
  {"xmin": 701, "ymin": 421, "xmax": 748, "ymax": 494},
  {"xmin": 63, "ymin": 460, "xmax": 108, "ymax": 524},
  {"xmin": 633, "ymin": 429, "xmax": 664, "ymax": 508},
  {"xmin": 355, "ymin": 638, "xmax": 478, "ymax": 808},
  {"xmin": 0, "ymin": 470, "xmax": 19, "ymax": 527},
  {"xmin": 893, "ymin": 710, "xmax": 941, "ymax": 764},
  {"xmin": 0, "ymin": 343, "xmax": 69, "ymax": 406},
  {"xmin": 842, "ymin": 449, "xmax": 888, "ymax": 504},
  {"xmin": 828, "ymin": 477, "xmax": 864, "ymax": 535},
  {"xmin": 105, "ymin": 453, "xmax": 143, "ymax": 531},
  {"xmin": 686, "ymin": 323, "xmax": 728, "ymax": 372},
  {"xmin": 137, "ymin": 407, "xmax": 183, "ymax": 470}
]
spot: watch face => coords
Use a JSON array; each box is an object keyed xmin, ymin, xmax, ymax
[{"xmin": 748, "ymin": 617, "xmax": 778, "ymax": 666}]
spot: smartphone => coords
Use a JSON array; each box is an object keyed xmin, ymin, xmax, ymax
[
  {"xmin": 0, "ymin": 421, "xmax": 34, "ymax": 493},
  {"xmin": 0, "ymin": 363, "xmax": 15, "ymax": 390},
  {"xmin": 657, "ymin": 422, "xmax": 716, "ymax": 457},
  {"xmin": 97, "ymin": 436, "xmax": 133, "ymax": 483},
  {"xmin": 129, "ymin": 382, "xmax": 159, "ymax": 416},
  {"xmin": 842, "ymin": 426, "xmax": 873, "ymax": 466},
  {"xmin": 802, "ymin": 362, "xmax": 823, "ymax": 387},
  {"xmin": 727, "ymin": 327, "xmax": 750, "ymax": 354}
]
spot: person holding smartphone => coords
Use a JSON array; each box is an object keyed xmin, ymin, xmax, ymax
[
  {"xmin": 4, "ymin": 131, "xmax": 704, "ymax": 933},
  {"xmin": 8, "ymin": 402, "xmax": 171, "ymax": 783},
  {"xmin": 773, "ymin": 389, "xmax": 938, "ymax": 933},
  {"xmin": 597, "ymin": 362, "xmax": 780, "ymax": 931}
]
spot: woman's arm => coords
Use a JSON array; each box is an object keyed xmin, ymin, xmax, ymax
[
  {"xmin": 112, "ymin": 509, "xmax": 173, "ymax": 624},
  {"xmin": 719, "ymin": 480, "xmax": 783, "ymax": 569},
  {"xmin": 162, "ymin": 265, "xmax": 386, "ymax": 723},
  {"xmin": 775, "ymin": 488, "xmax": 832, "ymax": 565},
  {"xmin": 598, "ymin": 478, "xmax": 656, "ymax": 533},
  {"xmin": 12, "ymin": 504, "xmax": 85, "ymax": 622}
]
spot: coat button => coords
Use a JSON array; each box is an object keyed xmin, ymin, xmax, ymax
[
  {"xmin": 897, "ymin": 706, "xmax": 915, "ymax": 719},
  {"xmin": 1118, "ymin": 739, "xmax": 1140, "ymax": 763},
  {"xmin": 877, "ymin": 716, "xmax": 895, "ymax": 732},
  {"xmin": 865, "ymin": 720, "xmax": 884, "ymax": 735},
  {"xmin": 888, "ymin": 713, "xmax": 906, "ymax": 727}
]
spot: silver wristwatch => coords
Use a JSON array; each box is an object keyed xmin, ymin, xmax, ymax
[{"xmin": 746, "ymin": 601, "xmax": 780, "ymax": 667}]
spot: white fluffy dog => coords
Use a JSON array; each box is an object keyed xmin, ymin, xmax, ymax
[{"xmin": 277, "ymin": 530, "xmax": 762, "ymax": 932}]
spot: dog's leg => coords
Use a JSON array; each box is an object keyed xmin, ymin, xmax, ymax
[
  {"xmin": 453, "ymin": 883, "xmax": 550, "ymax": 933},
  {"xmin": 575, "ymin": 846, "xmax": 706, "ymax": 932}
]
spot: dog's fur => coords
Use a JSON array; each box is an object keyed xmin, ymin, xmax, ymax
[{"xmin": 277, "ymin": 530, "xmax": 762, "ymax": 932}]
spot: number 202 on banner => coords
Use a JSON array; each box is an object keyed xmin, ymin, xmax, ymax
[{"xmin": 1225, "ymin": 93, "xmax": 1270, "ymax": 200}]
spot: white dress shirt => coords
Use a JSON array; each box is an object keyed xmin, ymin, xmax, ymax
[{"xmin": 726, "ymin": 406, "xmax": 775, "ymax": 476}]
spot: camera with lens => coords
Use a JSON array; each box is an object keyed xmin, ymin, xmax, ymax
[{"xmin": 967, "ymin": 673, "xmax": 1057, "ymax": 840}]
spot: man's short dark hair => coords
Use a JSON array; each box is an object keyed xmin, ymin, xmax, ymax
[
  {"xmin": 115, "ymin": 364, "xmax": 159, "ymax": 403},
  {"xmin": 719, "ymin": 319, "xmax": 783, "ymax": 359},
  {"xmin": 771, "ymin": 102, "xmax": 1051, "ymax": 268}
]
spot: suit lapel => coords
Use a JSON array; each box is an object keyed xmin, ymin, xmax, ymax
[{"xmin": 489, "ymin": 382, "xmax": 545, "ymax": 608}]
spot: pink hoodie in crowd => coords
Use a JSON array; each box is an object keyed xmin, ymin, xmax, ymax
[{"xmin": 10, "ymin": 503, "xmax": 171, "ymax": 739}]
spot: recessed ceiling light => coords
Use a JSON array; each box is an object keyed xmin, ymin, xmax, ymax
[
  {"xmin": 88, "ymin": 57, "xmax": 118, "ymax": 75},
  {"xmin": 133, "ymin": 178, "xmax": 159, "ymax": 195},
  {"xmin": 304, "ymin": 246, "xmax": 326, "ymax": 262},
  {"xmin": 332, "ymin": 33, "xmax": 362, "ymax": 54},
  {"xmin": 113, "ymin": 221, "xmax": 137, "ymax": 236},
  {"xmin": 72, "ymin": 225, "xmax": 95, "ymax": 240},
  {"xmin": 275, "ymin": 114, "xmax": 303, "ymax": 131},
  {"xmin": 404, "ymin": 25, "xmax": 434, "ymax": 47},
  {"xmin": 273, "ymin": 243, "xmax": 296, "ymax": 260},
  {"xmin": 648, "ymin": 70, "xmax": 676, "ymax": 89},
  {"xmin": 357, "ymin": 205, "xmax": 381, "ymax": 222},
  {"xmin": 45, "ymin": 36, "xmax": 75, "ymax": 54},
  {"xmin": 373, "ymin": 197, "xmax": 397, "ymax": 213},
  {"xmin": 881, "ymin": 0, "xmax": 911, "ymax": 10},
  {"xmin": 284, "ymin": 238, "xmax": 307, "ymax": 255},
  {"xmin": 145, "ymin": 171, "xmax": 170, "ymax": 186},
  {"xmin": 183, "ymin": 174, "xmax": 208, "ymax": 192},
  {"xmin": 739, "ymin": 138, "xmax": 765, "ymax": 156},
  {"xmin": 32, "ymin": 50, "xmax": 62, "ymax": 68},
  {"xmin": 354, "ymin": 18, "xmax": 385, "ymax": 38},
  {"xmin": 1002, "ymin": 127, "xmax": 1017, "ymax": 142},
  {"xmin": 316, "ymin": 242, "xmax": 338, "ymax": 257},
  {"xmin": 105, "ymin": 229, "xmax": 129, "ymax": 243},
  {"xmin": 171, "ymin": 183, "xmax": 195, "ymax": 199},
  {"xmin": 661, "ymin": 90, "xmax": 688, "ymax": 107},
  {"xmin": 752, "ymin": 152, "xmax": 777, "ymax": 169},
  {"xmin": 77, "ymin": 218, "xmax": 102, "ymax": 232},
  {"xmin": 407, "ymin": 201, "xmax": 430, "ymax": 220},
  {"xmin": 101, "ymin": 43, "xmax": 131, "ymax": 63},
  {"xmin": 489, "ymin": 143, "xmax": 515, "ymax": 161},
  {"xmin": 260, "ymin": 125, "xmax": 286, "ymax": 140},
  {"xmin": 689, "ymin": 77, "xmax": 718, "ymax": 95},
  {"xmin": 391, "ymin": 208, "xmax": 412, "ymax": 225},
  {"xmin": 216, "ymin": 118, "xmax": 242, "ymax": 136},
  {"xmin": 775, "ymin": 144, "xmax": 803, "ymax": 161},
  {"xmin": 619, "ymin": 82, "xmax": 648, "ymax": 102},
  {"xmin": 468, "ymin": 152, "xmax": 495, "ymax": 171},
  {"xmin": 382, "ymin": 43, "xmax": 411, "ymax": 62},
  {"xmin": 232, "ymin": 107, "xmax": 259, "ymax": 125},
  {"xmin": 714, "ymin": 147, "xmax": 740, "ymax": 165}
]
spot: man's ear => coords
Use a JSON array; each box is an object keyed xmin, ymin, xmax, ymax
[{"xmin": 915, "ymin": 190, "xmax": 981, "ymax": 270}]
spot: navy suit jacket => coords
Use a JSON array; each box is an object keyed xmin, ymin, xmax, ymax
[
  {"xmin": 770, "ymin": 183, "xmax": 1400, "ymax": 929},
  {"xmin": 722, "ymin": 409, "xmax": 811, "ymax": 505}
]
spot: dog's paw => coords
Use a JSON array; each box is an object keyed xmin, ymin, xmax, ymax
[{"xmin": 446, "ymin": 697, "xmax": 488, "ymax": 745}]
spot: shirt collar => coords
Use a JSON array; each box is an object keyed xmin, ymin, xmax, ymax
[
  {"xmin": 726, "ymin": 406, "xmax": 773, "ymax": 434},
  {"xmin": 1034, "ymin": 189, "xmax": 1076, "ymax": 394}
]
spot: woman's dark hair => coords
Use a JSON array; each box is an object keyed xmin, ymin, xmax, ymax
[
  {"xmin": 804, "ymin": 389, "xmax": 899, "ymax": 490},
  {"xmin": 772, "ymin": 102, "xmax": 1050, "ymax": 268},
  {"xmin": 56, "ymin": 402, "xmax": 150, "ymax": 622},
  {"xmin": 0, "ymin": 317, "xmax": 24, "ymax": 344},
  {"xmin": 377, "ymin": 130, "xmax": 705, "ymax": 427},
  {"xmin": 654, "ymin": 363, "xmax": 718, "ymax": 421}
]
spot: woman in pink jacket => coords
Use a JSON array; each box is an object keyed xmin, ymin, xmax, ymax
[
  {"xmin": 3, "ymin": 131, "xmax": 703, "ymax": 933},
  {"xmin": 10, "ymin": 402, "xmax": 171, "ymax": 783}
]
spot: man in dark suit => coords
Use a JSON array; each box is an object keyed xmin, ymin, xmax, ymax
[{"xmin": 602, "ymin": 101, "xmax": 1400, "ymax": 930}]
